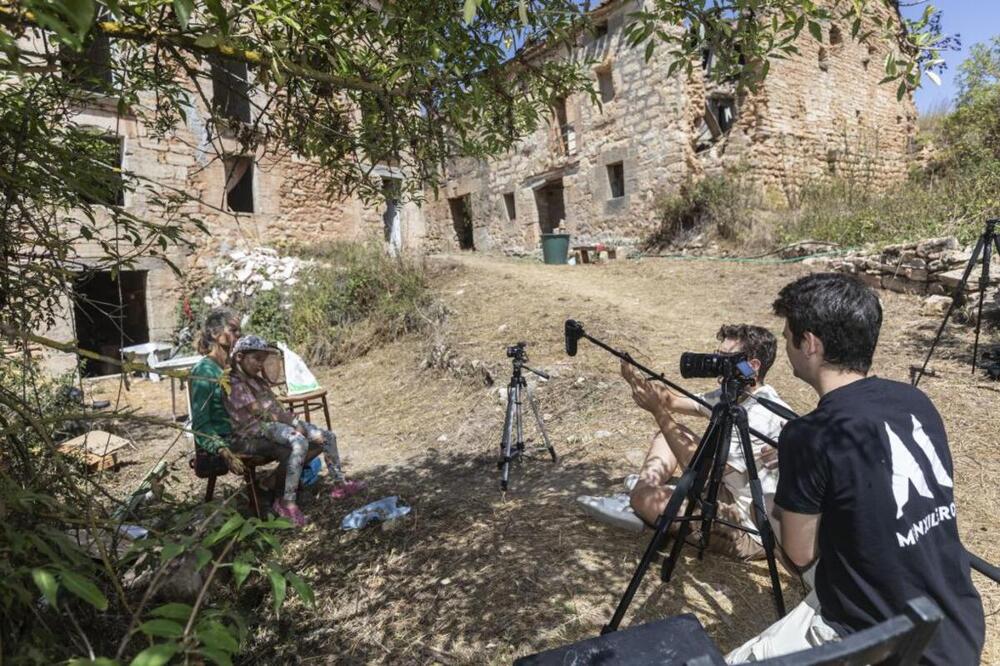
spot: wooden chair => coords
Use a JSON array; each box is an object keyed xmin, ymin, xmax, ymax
[
  {"xmin": 192, "ymin": 451, "xmax": 271, "ymax": 519},
  {"xmin": 265, "ymin": 349, "xmax": 332, "ymax": 429}
]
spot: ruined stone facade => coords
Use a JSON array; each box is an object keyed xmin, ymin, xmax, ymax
[
  {"xmin": 424, "ymin": 0, "xmax": 918, "ymax": 254},
  {"xmin": 38, "ymin": 66, "xmax": 426, "ymax": 374}
]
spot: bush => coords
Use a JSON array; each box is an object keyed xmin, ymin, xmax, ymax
[
  {"xmin": 644, "ymin": 172, "xmax": 758, "ymax": 250},
  {"xmin": 181, "ymin": 242, "xmax": 433, "ymax": 366}
]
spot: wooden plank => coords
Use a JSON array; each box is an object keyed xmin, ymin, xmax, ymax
[{"xmin": 58, "ymin": 430, "xmax": 131, "ymax": 456}]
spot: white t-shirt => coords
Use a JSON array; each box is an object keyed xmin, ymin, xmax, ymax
[{"xmin": 697, "ymin": 384, "xmax": 790, "ymax": 542}]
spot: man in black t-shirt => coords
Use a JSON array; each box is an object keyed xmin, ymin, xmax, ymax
[{"xmin": 727, "ymin": 273, "xmax": 984, "ymax": 664}]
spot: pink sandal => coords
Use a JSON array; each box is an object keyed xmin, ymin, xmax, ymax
[
  {"xmin": 272, "ymin": 499, "xmax": 309, "ymax": 527},
  {"xmin": 329, "ymin": 479, "xmax": 366, "ymax": 500}
]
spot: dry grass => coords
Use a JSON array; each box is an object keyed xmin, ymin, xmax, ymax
[{"xmin": 92, "ymin": 254, "xmax": 998, "ymax": 664}]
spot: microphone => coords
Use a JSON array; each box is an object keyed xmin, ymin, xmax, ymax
[{"xmin": 565, "ymin": 319, "xmax": 582, "ymax": 357}]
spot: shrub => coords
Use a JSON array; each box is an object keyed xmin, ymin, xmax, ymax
[{"xmin": 644, "ymin": 172, "xmax": 758, "ymax": 250}]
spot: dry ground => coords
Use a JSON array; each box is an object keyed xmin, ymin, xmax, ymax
[{"xmin": 90, "ymin": 254, "xmax": 999, "ymax": 664}]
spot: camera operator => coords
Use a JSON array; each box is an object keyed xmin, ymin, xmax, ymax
[
  {"xmin": 727, "ymin": 273, "xmax": 984, "ymax": 664},
  {"xmin": 622, "ymin": 324, "xmax": 790, "ymax": 561}
]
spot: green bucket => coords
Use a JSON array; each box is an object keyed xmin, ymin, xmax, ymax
[{"xmin": 540, "ymin": 233, "xmax": 571, "ymax": 265}]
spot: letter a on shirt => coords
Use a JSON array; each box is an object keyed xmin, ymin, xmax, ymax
[{"xmin": 885, "ymin": 415, "xmax": 952, "ymax": 520}]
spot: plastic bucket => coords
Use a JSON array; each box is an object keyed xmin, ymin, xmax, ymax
[{"xmin": 540, "ymin": 233, "xmax": 571, "ymax": 265}]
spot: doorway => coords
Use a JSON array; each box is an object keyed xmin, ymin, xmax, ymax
[
  {"xmin": 534, "ymin": 179, "xmax": 566, "ymax": 234},
  {"xmin": 73, "ymin": 270, "xmax": 149, "ymax": 377},
  {"xmin": 382, "ymin": 178, "xmax": 403, "ymax": 256},
  {"xmin": 448, "ymin": 195, "xmax": 474, "ymax": 250}
]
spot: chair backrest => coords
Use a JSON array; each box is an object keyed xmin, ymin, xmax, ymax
[{"xmin": 739, "ymin": 597, "xmax": 943, "ymax": 666}]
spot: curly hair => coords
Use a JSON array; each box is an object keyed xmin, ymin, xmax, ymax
[{"xmin": 716, "ymin": 324, "xmax": 778, "ymax": 382}]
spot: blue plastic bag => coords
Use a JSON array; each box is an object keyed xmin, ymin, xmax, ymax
[
  {"xmin": 300, "ymin": 457, "xmax": 322, "ymax": 487},
  {"xmin": 341, "ymin": 496, "xmax": 411, "ymax": 530}
]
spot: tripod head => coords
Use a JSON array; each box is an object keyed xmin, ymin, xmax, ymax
[{"xmin": 505, "ymin": 342, "xmax": 549, "ymax": 380}]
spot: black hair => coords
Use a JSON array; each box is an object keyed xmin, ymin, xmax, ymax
[
  {"xmin": 772, "ymin": 273, "xmax": 882, "ymax": 373},
  {"xmin": 197, "ymin": 307, "xmax": 236, "ymax": 355},
  {"xmin": 716, "ymin": 324, "xmax": 778, "ymax": 382}
]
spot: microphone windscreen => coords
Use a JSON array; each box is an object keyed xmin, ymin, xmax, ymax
[{"xmin": 565, "ymin": 319, "xmax": 579, "ymax": 357}]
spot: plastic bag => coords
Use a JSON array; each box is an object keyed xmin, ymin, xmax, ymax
[
  {"xmin": 299, "ymin": 456, "xmax": 322, "ymax": 487},
  {"xmin": 277, "ymin": 342, "xmax": 320, "ymax": 395},
  {"xmin": 341, "ymin": 496, "xmax": 411, "ymax": 530}
]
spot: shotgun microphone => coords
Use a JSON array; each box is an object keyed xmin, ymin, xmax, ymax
[{"xmin": 565, "ymin": 319, "xmax": 582, "ymax": 357}]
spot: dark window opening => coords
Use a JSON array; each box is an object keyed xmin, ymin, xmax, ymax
[
  {"xmin": 225, "ymin": 157, "xmax": 254, "ymax": 213},
  {"xmin": 553, "ymin": 97, "xmax": 574, "ymax": 154},
  {"xmin": 74, "ymin": 270, "xmax": 149, "ymax": 377},
  {"xmin": 81, "ymin": 134, "xmax": 124, "ymax": 207},
  {"xmin": 211, "ymin": 56, "xmax": 252, "ymax": 123},
  {"xmin": 830, "ymin": 26, "xmax": 843, "ymax": 46},
  {"xmin": 503, "ymin": 192, "xmax": 517, "ymax": 221},
  {"xmin": 607, "ymin": 162, "xmax": 625, "ymax": 199},
  {"xmin": 597, "ymin": 67, "xmax": 615, "ymax": 103},
  {"xmin": 448, "ymin": 195, "xmax": 475, "ymax": 250},
  {"xmin": 61, "ymin": 31, "xmax": 112, "ymax": 93},
  {"xmin": 707, "ymin": 97, "xmax": 736, "ymax": 135},
  {"xmin": 534, "ymin": 180, "xmax": 566, "ymax": 234},
  {"xmin": 701, "ymin": 47, "xmax": 714, "ymax": 73},
  {"xmin": 595, "ymin": 22, "xmax": 608, "ymax": 40}
]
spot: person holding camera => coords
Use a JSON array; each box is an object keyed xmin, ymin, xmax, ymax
[
  {"xmin": 579, "ymin": 324, "xmax": 789, "ymax": 561},
  {"xmin": 726, "ymin": 273, "xmax": 984, "ymax": 664}
]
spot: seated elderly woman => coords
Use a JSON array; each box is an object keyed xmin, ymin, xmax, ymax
[{"xmin": 225, "ymin": 334, "xmax": 365, "ymax": 527}]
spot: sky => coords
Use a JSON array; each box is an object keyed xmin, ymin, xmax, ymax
[{"xmin": 899, "ymin": 0, "xmax": 999, "ymax": 114}]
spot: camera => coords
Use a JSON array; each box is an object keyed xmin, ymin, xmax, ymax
[
  {"xmin": 679, "ymin": 352, "xmax": 755, "ymax": 382},
  {"xmin": 507, "ymin": 342, "xmax": 527, "ymax": 360}
]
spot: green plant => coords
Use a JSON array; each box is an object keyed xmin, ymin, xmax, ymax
[{"xmin": 644, "ymin": 172, "xmax": 758, "ymax": 250}]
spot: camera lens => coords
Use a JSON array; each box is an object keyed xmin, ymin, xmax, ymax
[{"xmin": 679, "ymin": 352, "xmax": 721, "ymax": 379}]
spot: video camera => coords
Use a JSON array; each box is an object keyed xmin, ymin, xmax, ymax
[
  {"xmin": 679, "ymin": 351, "xmax": 756, "ymax": 383},
  {"xmin": 507, "ymin": 342, "xmax": 527, "ymax": 360}
]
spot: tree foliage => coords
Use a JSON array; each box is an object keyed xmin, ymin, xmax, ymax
[{"xmin": 0, "ymin": 0, "xmax": 949, "ymax": 663}]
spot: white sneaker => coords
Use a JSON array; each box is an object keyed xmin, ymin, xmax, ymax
[{"xmin": 576, "ymin": 493, "xmax": 645, "ymax": 533}]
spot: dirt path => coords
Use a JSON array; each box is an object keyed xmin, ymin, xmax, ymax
[{"xmin": 94, "ymin": 253, "xmax": 999, "ymax": 664}]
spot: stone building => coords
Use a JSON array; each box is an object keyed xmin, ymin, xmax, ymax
[
  {"xmin": 423, "ymin": 0, "xmax": 918, "ymax": 254},
  {"xmin": 32, "ymin": 44, "xmax": 427, "ymax": 374}
]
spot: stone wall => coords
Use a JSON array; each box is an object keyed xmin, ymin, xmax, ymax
[
  {"xmin": 425, "ymin": 0, "xmax": 917, "ymax": 254},
  {"xmin": 36, "ymin": 78, "xmax": 420, "ymax": 374}
]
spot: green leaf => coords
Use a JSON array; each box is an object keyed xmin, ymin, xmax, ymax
[
  {"xmin": 172, "ymin": 0, "xmax": 194, "ymax": 29},
  {"xmin": 196, "ymin": 620, "xmax": 239, "ymax": 654},
  {"xmin": 160, "ymin": 542, "xmax": 184, "ymax": 565},
  {"xmin": 60, "ymin": 569, "xmax": 108, "ymax": 610},
  {"xmin": 69, "ymin": 659, "xmax": 119, "ymax": 666},
  {"xmin": 32, "ymin": 568, "xmax": 59, "ymax": 607},
  {"xmin": 286, "ymin": 572, "xmax": 315, "ymax": 607},
  {"xmin": 644, "ymin": 41, "xmax": 655, "ymax": 63},
  {"xmin": 462, "ymin": 0, "xmax": 478, "ymax": 24},
  {"xmin": 129, "ymin": 643, "xmax": 179, "ymax": 666},
  {"xmin": 268, "ymin": 566, "xmax": 287, "ymax": 615},
  {"xmin": 139, "ymin": 619, "xmax": 185, "ymax": 638},
  {"xmin": 198, "ymin": 647, "xmax": 233, "ymax": 666},
  {"xmin": 232, "ymin": 559, "xmax": 252, "ymax": 589},
  {"xmin": 194, "ymin": 547, "xmax": 213, "ymax": 571},
  {"xmin": 150, "ymin": 602, "xmax": 193, "ymax": 621},
  {"xmin": 896, "ymin": 80, "xmax": 907, "ymax": 101},
  {"xmin": 808, "ymin": 21, "xmax": 823, "ymax": 42},
  {"xmin": 925, "ymin": 70, "xmax": 941, "ymax": 86},
  {"xmin": 205, "ymin": 514, "xmax": 244, "ymax": 546}
]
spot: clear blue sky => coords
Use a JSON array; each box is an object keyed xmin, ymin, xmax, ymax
[{"xmin": 900, "ymin": 0, "xmax": 1000, "ymax": 114}]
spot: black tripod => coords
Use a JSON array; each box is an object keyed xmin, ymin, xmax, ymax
[
  {"xmin": 604, "ymin": 371, "xmax": 786, "ymax": 632},
  {"xmin": 913, "ymin": 219, "xmax": 1000, "ymax": 387},
  {"xmin": 563, "ymin": 320, "xmax": 788, "ymax": 631},
  {"xmin": 499, "ymin": 343, "xmax": 557, "ymax": 491}
]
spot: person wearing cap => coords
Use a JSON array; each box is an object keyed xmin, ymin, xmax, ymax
[{"xmin": 225, "ymin": 334, "xmax": 365, "ymax": 526}]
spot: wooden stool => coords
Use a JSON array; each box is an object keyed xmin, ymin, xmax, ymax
[
  {"xmin": 572, "ymin": 245, "xmax": 618, "ymax": 264},
  {"xmin": 277, "ymin": 388, "xmax": 331, "ymax": 429},
  {"xmin": 198, "ymin": 453, "xmax": 271, "ymax": 519}
]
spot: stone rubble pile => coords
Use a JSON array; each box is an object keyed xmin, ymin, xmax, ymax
[{"xmin": 805, "ymin": 237, "xmax": 1000, "ymax": 325}]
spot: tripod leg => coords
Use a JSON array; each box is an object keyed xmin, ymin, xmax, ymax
[
  {"xmin": 526, "ymin": 385, "xmax": 557, "ymax": 462},
  {"xmin": 734, "ymin": 409, "xmax": 786, "ymax": 618},
  {"xmin": 499, "ymin": 384, "xmax": 516, "ymax": 491},
  {"xmin": 971, "ymin": 237, "xmax": 993, "ymax": 374},
  {"xmin": 514, "ymin": 381, "xmax": 526, "ymax": 454},
  {"xmin": 914, "ymin": 234, "xmax": 985, "ymax": 387},
  {"xmin": 604, "ymin": 406, "xmax": 726, "ymax": 634},
  {"xmin": 695, "ymin": 414, "xmax": 733, "ymax": 559}
]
